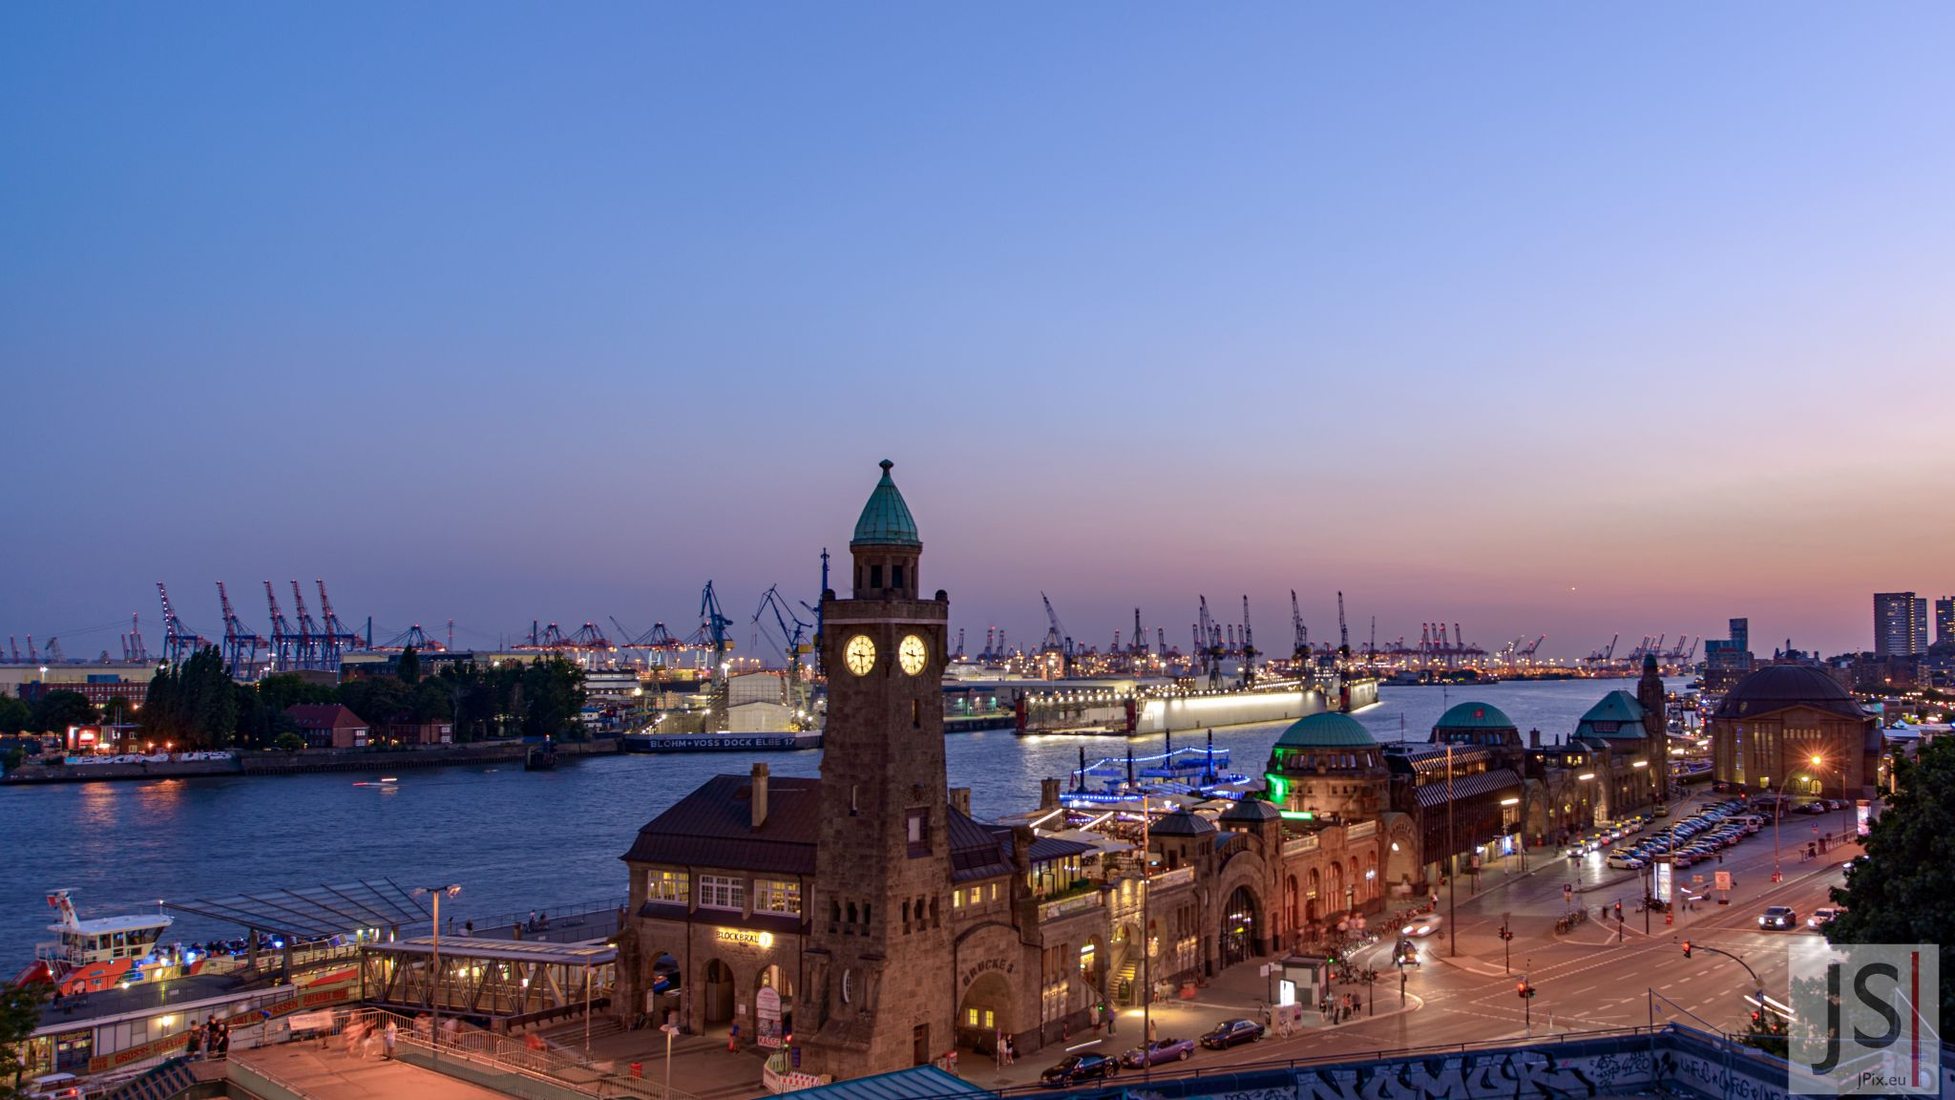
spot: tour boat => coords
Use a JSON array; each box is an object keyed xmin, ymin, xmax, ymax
[{"xmin": 14, "ymin": 891, "xmax": 206, "ymax": 995}]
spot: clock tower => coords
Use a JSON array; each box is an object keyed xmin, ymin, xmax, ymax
[{"xmin": 802, "ymin": 460, "xmax": 955, "ymax": 1075}]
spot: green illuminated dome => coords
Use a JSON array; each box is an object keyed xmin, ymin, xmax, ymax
[
  {"xmin": 1274, "ymin": 711, "xmax": 1376, "ymax": 749},
  {"xmin": 851, "ymin": 459, "xmax": 921, "ymax": 547},
  {"xmin": 1434, "ymin": 701, "xmax": 1517, "ymax": 731}
]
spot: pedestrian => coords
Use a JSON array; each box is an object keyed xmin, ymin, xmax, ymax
[
  {"xmin": 527, "ymin": 910, "xmax": 538, "ymax": 932},
  {"xmin": 1147, "ymin": 1016, "xmax": 1158, "ymax": 1043},
  {"xmin": 1004, "ymin": 1035, "xmax": 1015, "ymax": 1065},
  {"xmin": 186, "ymin": 1023, "xmax": 203, "ymax": 1061},
  {"xmin": 538, "ymin": 911, "xmax": 549, "ymax": 931},
  {"xmin": 464, "ymin": 920, "xmax": 474, "ymax": 936},
  {"xmin": 205, "ymin": 1017, "xmax": 220, "ymax": 1059},
  {"xmin": 216, "ymin": 1022, "xmax": 231, "ymax": 1060}
]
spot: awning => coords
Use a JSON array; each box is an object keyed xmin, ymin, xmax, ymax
[{"xmin": 164, "ymin": 880, "xmax": 431, "ymax": 939}]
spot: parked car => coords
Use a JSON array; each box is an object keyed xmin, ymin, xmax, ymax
[
  {"xmin": 1759, "ymin": 906, "xmax": 1799, "ymax": 931},
  {"xmin": 1200, "ymin": 1019, "xmax": 1265, "ymax": 1049},
  {"xmin": 1042, "ymin": 1052, "xmax": 1120, "ymax": 1085},
  {"xmin": 1122, "ymin": 1037, "xmax": 1195, "ymax": 1067}
]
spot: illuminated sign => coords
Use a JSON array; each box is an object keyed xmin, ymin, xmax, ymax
[
  {"xmin": 1653, "ymin": 858, "xmax": 1673, "ymax": 904},
  {"xmin": 716, "ymin": 928, "xmax": 775, "ymax": 949}
]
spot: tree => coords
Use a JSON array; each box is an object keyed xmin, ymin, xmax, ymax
[
  {"xmin": 29, "ymin": 690, "xmax": 97, "ymax": 734},
  {"xmin": 1740, "ymin": 1009, "xmax": 1789, "ymax": 1057},
  {"xmin": 1827, "ymin": 735, "xmax": 1955, "ymax": 1023},
  {"xmin": 138, "ymin": 647, "xmax": 238, "ymax": 750},
  {"xmin": 1, "ymin": 979, "xmax": 50, "ymax": 1099},
  {"xmin": 0, "ymin": 696, "xmax": 29, "ymax": 735},
  {"xmin": 398, "ymin": 645, "xmax": 421, "ymax": 686}
]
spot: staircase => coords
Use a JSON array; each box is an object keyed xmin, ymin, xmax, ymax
[
  {"xmin": 1114, "ymin": 959, "xmax": 1139, "ymax": 1004},
  {"xmin": 536, "ymin": 1013, "xmax": 625, "ymax": 1049},
  {"xmin": 105, "ymin": 1058, "xmax": 197, "ymax": 1100}
]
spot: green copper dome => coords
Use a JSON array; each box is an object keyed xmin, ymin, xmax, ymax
[
  {"xmin": 1434, "ymin": 701, "xmax": 1517, "ymax": 731},
  {"xmin": 851, "ymin": 459, "xmax": 921, "ymax": 547},
  {"xmin": 1275, "ymin": 711, "xmax": 1377, "ymax": 749}
]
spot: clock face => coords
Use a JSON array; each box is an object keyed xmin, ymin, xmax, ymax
[
  {"xmin": 899, "ymin": 634, "xmax": 928, "ymax": 675},
  {"xmin": 844, "ymin": 634, "xmax": 877, "ymax": 676}
]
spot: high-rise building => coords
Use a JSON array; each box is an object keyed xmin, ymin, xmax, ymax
[
  {"xmin": 1874, "ymin": 592, "xmax": 1928, "ymax": 657},
  {"xmin": 1937, "ymin": 596, "xmax": 1954, "ymax": 646},
  {"xmin": 1703, "ymin": 617, "xmax": 1753, "ymax": 693}
]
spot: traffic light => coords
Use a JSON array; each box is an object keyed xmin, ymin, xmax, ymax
[
  {"xmin": 1681, "ymin": 940, "xmax": 1692, "ymax": 958},
  {"xmin": 1516, "ymin": 980, "xmax": 1535, "ymax": 999},
  {"xmin": 1614, "ymin": 902, "xmax": 1623, "ymax": 921}
]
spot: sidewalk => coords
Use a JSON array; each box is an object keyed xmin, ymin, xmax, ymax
[{"xmin": 948, "ymin": 957, "xmax": 1423, "ymax": 1091}]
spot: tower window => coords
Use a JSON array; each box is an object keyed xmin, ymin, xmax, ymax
[
  {"xmin": 892, "ymin": 563, "xmax": 904, "ymax": 588},
  {"xmin": 870, "ymin": 564, "xmax": 884, "ymax": 589},
  {"xmin": 912, "ymin": 699, "xmax": 921, "ymax": 729},
  {"xmin": 907, "ymin": 809, "xmax": 929, "ymax": 857}
]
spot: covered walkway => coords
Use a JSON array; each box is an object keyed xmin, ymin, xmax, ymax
[{"xmin": 360, "ymin": 938, "xmax": 616, "ymax": 1030}]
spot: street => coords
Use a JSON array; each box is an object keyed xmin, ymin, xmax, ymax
[{"xmin": 969, "ymin": 792, "xmax": 1861, "ymax": 1091}]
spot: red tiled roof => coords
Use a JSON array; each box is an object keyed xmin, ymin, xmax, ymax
[
  {"xmin": 284, "ymin": 704, "xmax": 368, "ymax": 730},
  {"xmin": 620, "ymin": 774, "xmax": 822, "ymax": 875}
]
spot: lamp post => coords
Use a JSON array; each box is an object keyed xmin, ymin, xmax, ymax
[
  {"xmin": 1768, "ymin": 771, "xmax": 1804, "ymax": 884},
  {"xmin": 412, "ymin": 883, "xmax": 462, "ymax": 1061},
  {"xmin": 1140, "ymin": 792, "xmax": 1152, "ymax": 1070},
  {"xmin": 1446, "ymin": 744, "xmax": 1457, "ymax": 958},
  {"xmin": 1809, "ymin": 753, "xmax": 1850, "ymax": 847}
]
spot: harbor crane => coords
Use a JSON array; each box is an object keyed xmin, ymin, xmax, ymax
[
  {"xmin": 125, "ymin": 613, "xmax": 148, "ymax": 664},
  {"xmin": 1289, "ymin": 590, "xmax": 1309, "ymax": 665},
  {"xmin": 699, "ymin": 580, "xmax": 734, "ymax": 730},
  {"xmin": 215, "ymin": 581, "xmax": 265, "ymax": 678},
  {"xmin": 42, "ymin": 637, "xmax": 62, "ymax": 663},
  {"xmin": 263, "ymin": 581, "xmax": 300, "ymax": 670},
  {"xmin": 753, "ymin": 584, "xmax": 814, "ymax": 720},
  {"xmin": 316, "ymin": 580, "xmax": 363, "ymax": 661},
  {"xmin": 1336, "ymin": 591, "xmax": 1351, "ymax": 660},
  {"xmin": 1196, "ymin": 596, "xmax": 1225, "ymax": 689},
  {"xmin": 157, "ymin": 582, "xmax": 207, "ymax": 666},
  {"xmin": 1040, "ymin": 593, "xmax": 1074, "ymax": 676},
  {"xmin": 1239, "ymin": 595, "xmax": 1258, "ymax": 687}
]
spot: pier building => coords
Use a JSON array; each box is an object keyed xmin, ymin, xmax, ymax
[{"xmin": 617, "ymin": 462, "xmax": 1404, "ymax": 1083}]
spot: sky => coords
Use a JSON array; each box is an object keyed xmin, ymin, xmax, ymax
[{"xmin": 2, "ymin": 4, "xmax": 1951, "ymax": 662}]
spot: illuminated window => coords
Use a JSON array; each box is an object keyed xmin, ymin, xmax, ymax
[
  {"xmin": 697, "ymin": 875, "xmax": 745, "ymax": 912},
  {"xmin": 755, "ymin": 879, "xmax": 801, "ymax": 916},
  {"xmin": 648, "ymin": 870, "xmax": 689, "ymax": 904}
]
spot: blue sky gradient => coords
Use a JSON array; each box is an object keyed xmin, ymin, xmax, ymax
[{"xmin": 3, "ymin": 5, "xmax": 1950, "ymax": 658}]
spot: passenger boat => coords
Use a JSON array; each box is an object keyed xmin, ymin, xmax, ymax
[{"xmin": 14, "ymin": 891, "xmax": 206, "ymax": 995}]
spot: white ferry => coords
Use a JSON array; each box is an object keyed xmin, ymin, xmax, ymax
[{"xmin": 14, "ymin": 891, "xmax": 206, "ymax": 995}]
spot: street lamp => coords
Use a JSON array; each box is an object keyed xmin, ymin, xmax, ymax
[
  {"xmin": 1809, "ymin": 753, "xmax": 1850, "ymax": 846},
  {"xmin": 412, "ymin": 883, "xmax": 463, "ymax": 1061}
]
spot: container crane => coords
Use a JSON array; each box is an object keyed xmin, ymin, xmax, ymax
[
  {"xmin": 289, "ymin": 581, "xmax": 324, "ymax": 670},
  {"xmin": 157, "ymin": 582, "xmax": 207, "ymax": 666},
  {"xmin": 216, "ymin": 581, "xmax": 265, "ymax": 679},
  {"xmin": 126, "ymin": 614, "xmax": 148, "ymax": 664},
  {"xmin": 316, "ymin": 580, "xmax": 364, "ymax": 661}
]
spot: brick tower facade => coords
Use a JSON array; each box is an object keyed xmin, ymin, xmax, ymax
[
  {"xmin": 801, "ymin": 461, "xmax": 955, "ymax": 1075},
  {"xmin": 1638, "ymin": 653, "xmax": 1670, "ymax": 804}
]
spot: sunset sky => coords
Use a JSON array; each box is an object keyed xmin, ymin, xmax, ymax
[{"xmin": 2, "ymin": 5, "xmax": 1950, "ymax": 660}]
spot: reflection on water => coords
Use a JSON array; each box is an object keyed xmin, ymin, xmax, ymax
[{"xmin": 0, "ymin": 677, "xmax": 1675, "ymax": 962}]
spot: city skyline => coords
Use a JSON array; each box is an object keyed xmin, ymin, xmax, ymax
[{"xmin": 5, "ymin": 5, "xmax": 1953, "ymax": 657}]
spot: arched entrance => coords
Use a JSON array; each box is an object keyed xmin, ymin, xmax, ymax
[
  {"xmin": 1305, "ymin": 868, "xmax": 1321, "ymax": 924},
  {"xmin": 1078, "ymin": 934, "xmax": 1105, "ymax": 995},
  {"xmin": 701, "ymin": 959, "xmax": 735, "ymax": 1027},
  {"xmin": 645, "ymin": 951, "xmax": 681, "ymax": 1027},
  {"xmin": 1220, "ymin": 885, "xmax": 1261, "ymax": 968},
  {"xmin": 1284, "ymin": 875, "xmax": 1299, "ymax": 947},
  {"xmin": 958, "ymin": 971, "xmax": 1015, "ymax": 1052}
]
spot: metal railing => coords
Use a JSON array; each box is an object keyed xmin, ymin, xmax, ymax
[{"xmin": 460, "ymin": 897, "xmax": 628, "ymax": 940}]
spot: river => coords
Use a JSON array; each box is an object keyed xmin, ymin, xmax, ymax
[{"xmin": 0, "ymin": 677, "xmax": 1678, "ymax": 963}]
